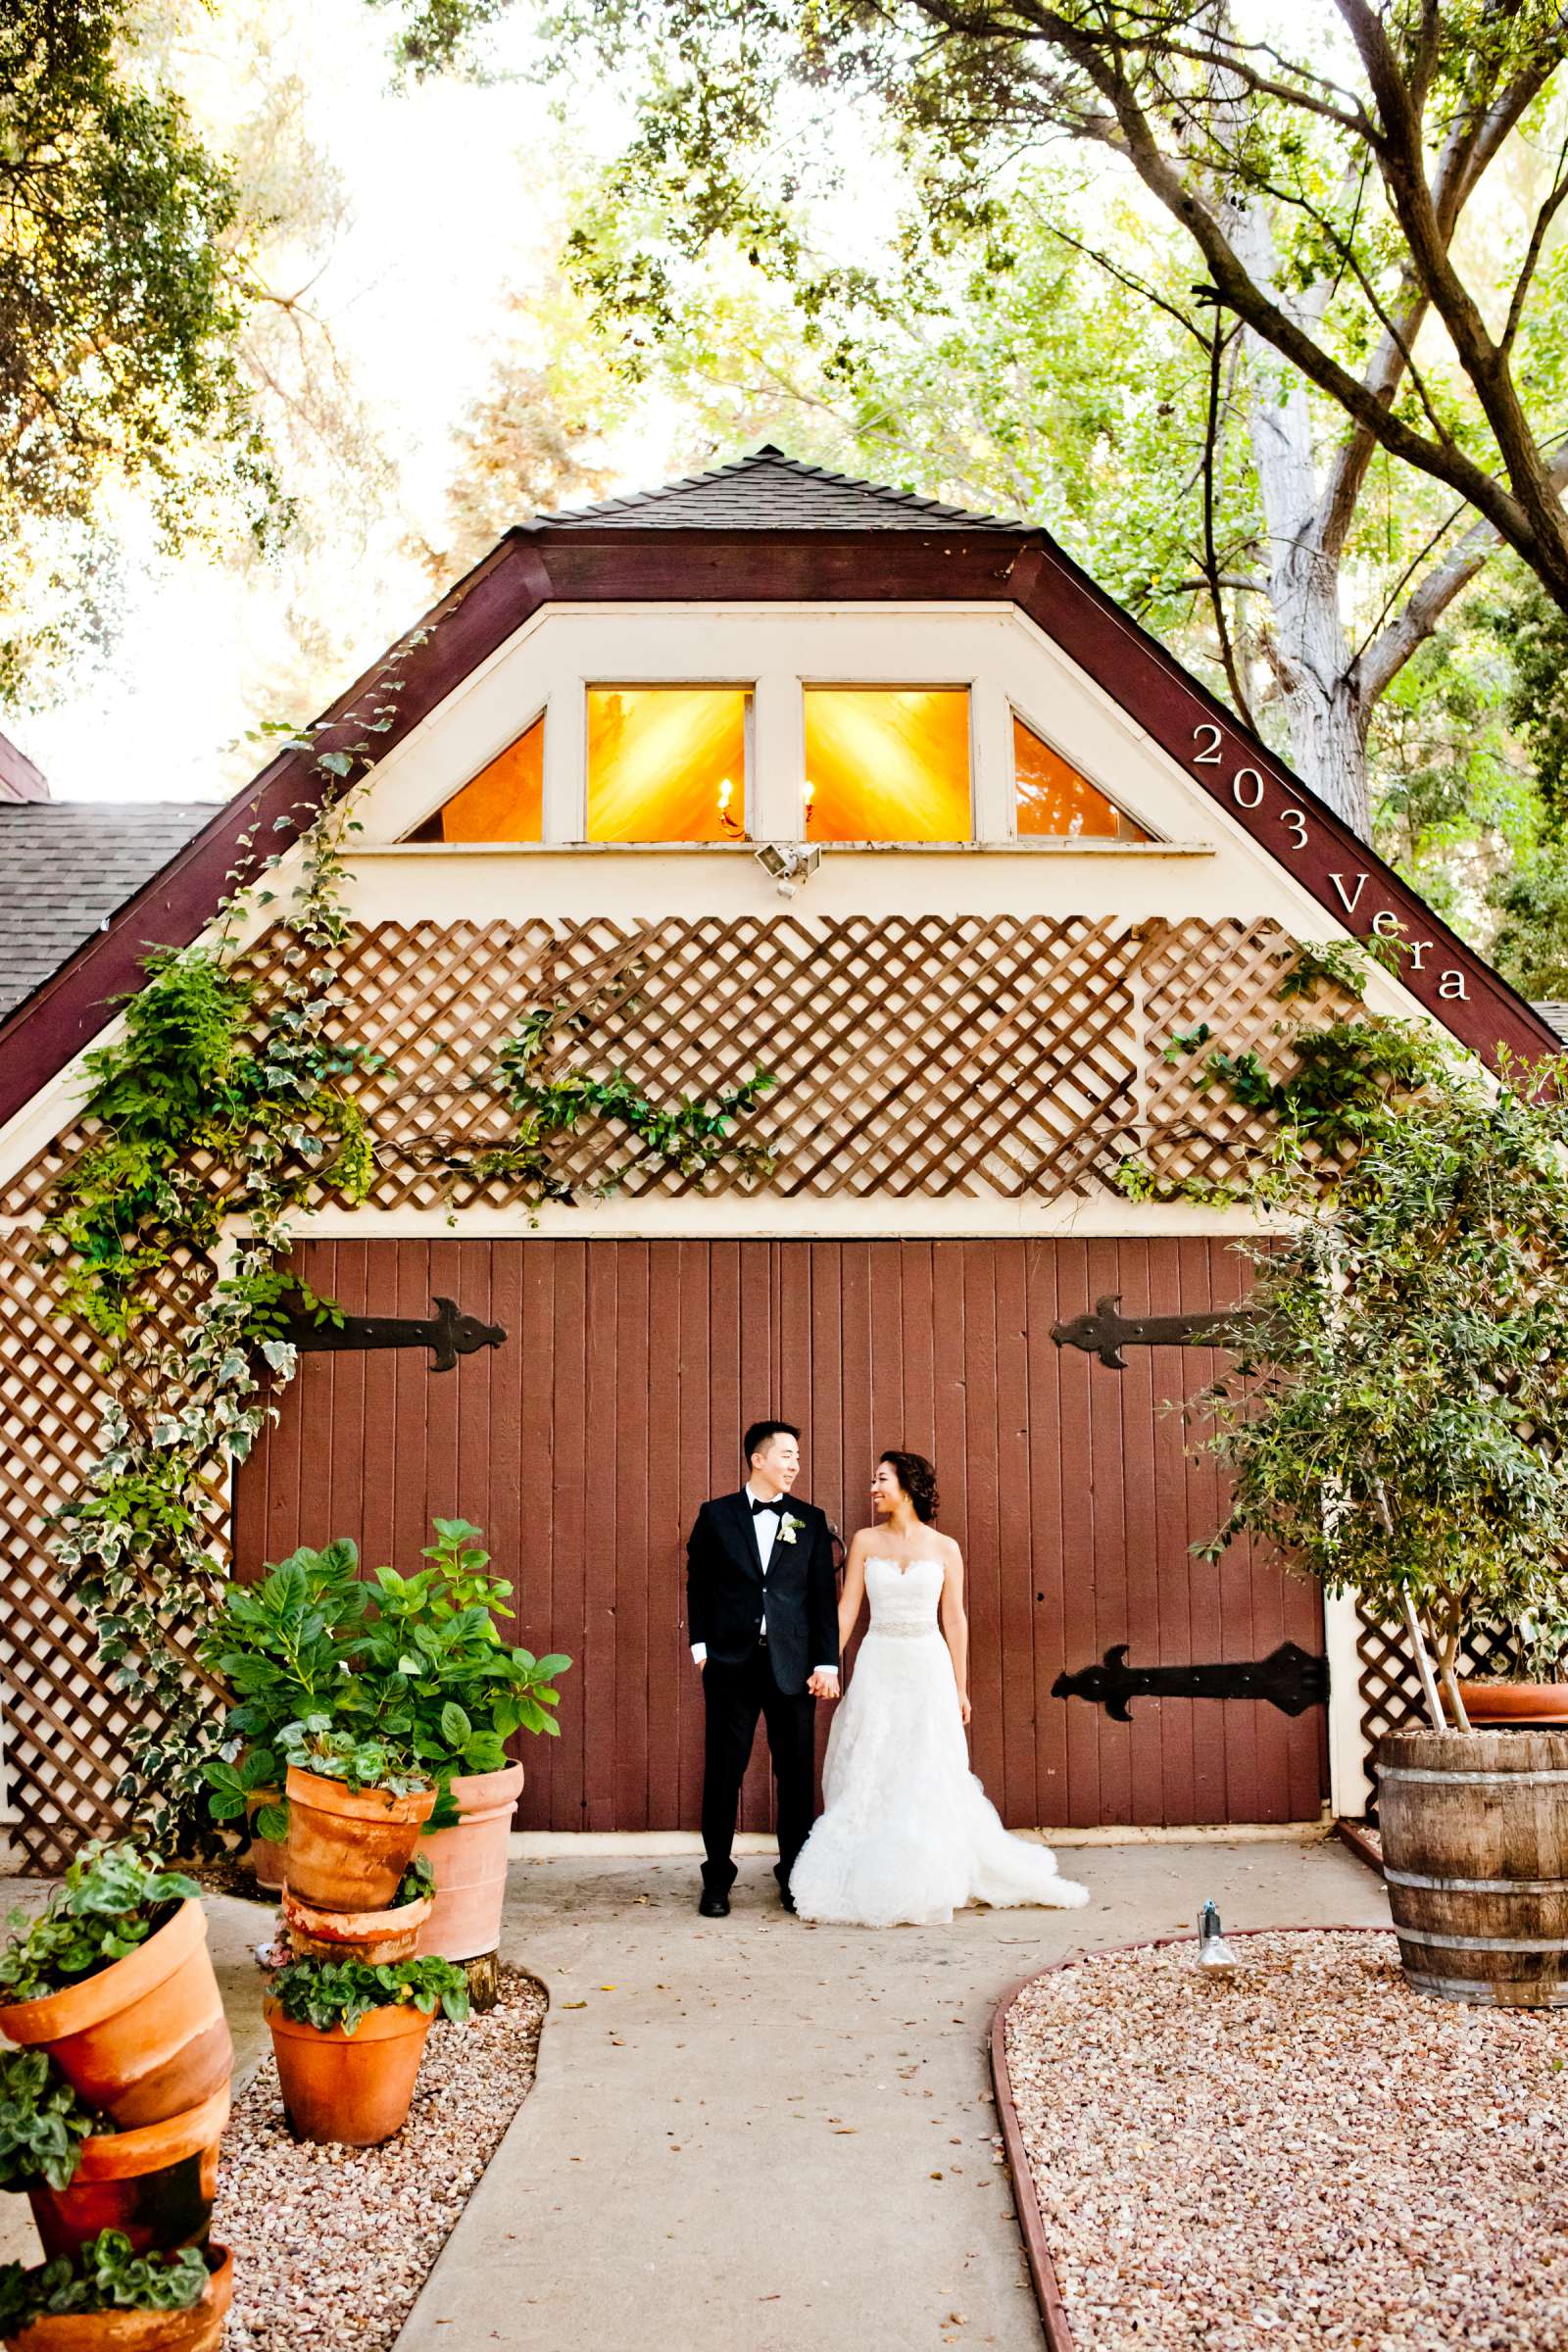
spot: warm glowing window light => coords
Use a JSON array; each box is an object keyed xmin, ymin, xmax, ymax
[
  {"xmin": 1013, "ymin": 714, "xmax": 1149, "ymax": 840},
  {"xmin": 801, "ymin": 688, "xmax": 971, "ymax": 841},
  {"xmin": 409, "ymin": 715, "xmax": 544, "ymax": 842},
  {"xmin": 587, "ymin": 687, "xmax": 750, "ymax": 842}
]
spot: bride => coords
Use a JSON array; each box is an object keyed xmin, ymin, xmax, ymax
[{"xmin": 790, "ymin": 1449, "xmax": 1090, "ymax": 1928}]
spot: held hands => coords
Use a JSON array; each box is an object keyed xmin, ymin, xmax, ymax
[{"xmin": 808, "ymin": 1669, "xmax": 841, "ymax": 1700}]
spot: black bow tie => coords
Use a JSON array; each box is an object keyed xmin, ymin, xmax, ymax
[{"xmin": 751, "ymin": 1496, "xmax": 784, "ymax": 1516}]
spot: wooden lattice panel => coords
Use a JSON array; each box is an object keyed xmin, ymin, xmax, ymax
[
  {"xmin": 258, "ymin": 911, "xmax": 1152, "ymax": 1207},
  {"xmin": 1139, "ymin": 918, "xmax": 1359, "ymax": 1192},
  {"xmin": 0, "ymin": 1237, "xmax": 228, "ymax": 1871},
  {"xmin": 1355, "ymin": 1609, "xmax": 1521, "ymax": 1821}
]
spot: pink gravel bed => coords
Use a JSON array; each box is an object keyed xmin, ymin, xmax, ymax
[
  {"xmin": 1004, "ymin": 1929, "xmax": 1568, "ymax": 2351},
  {"xmin": 215, "ymin": 1970, "xmax": 545, "ymax": 2350}
]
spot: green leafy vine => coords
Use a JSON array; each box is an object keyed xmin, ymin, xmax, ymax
[
  {"xmin": 1114, "ymin": 937, "xmax": 1450, "ymax": 1206},
  {"xmin": 460, "ymin": 1000, "xmax": 776, "ymax": 1201}
]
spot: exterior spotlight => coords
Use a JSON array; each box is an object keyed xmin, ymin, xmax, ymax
[{"xmin": 753, "ymin": 842, "xmax": 821, "ymax": 901}]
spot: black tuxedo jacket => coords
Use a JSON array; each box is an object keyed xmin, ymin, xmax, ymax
[{"xmin": 685, "ymin": 1492, "xmax": 840, "ymax": 1696}]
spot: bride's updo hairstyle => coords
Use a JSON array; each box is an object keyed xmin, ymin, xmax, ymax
[{"xmin": 879, "ymin": 1448, "xmax": 939, "ymax": 1524}]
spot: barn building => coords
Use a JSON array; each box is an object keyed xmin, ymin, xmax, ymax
[{"xmin": 0, "ymin": 448, "xmax": 1558, "ymax": 1871}]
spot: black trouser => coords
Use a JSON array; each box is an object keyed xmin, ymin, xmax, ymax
[{"xmin": 701, "ymin": 1645, "xmax": 816, "ymax": 1895}]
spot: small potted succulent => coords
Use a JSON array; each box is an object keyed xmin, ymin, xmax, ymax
[
  {"xmin": 0, "ymin": 2051, "xmax": 228, "ymax": 2264},
  {"xmin": 280, "ymin": 1852, "xmax": 435, "ymax": 1967},
  {"xmin": 263, "ymin": 1953, "xmax": 469, "ymax": 2146},
  {"xmin": 199, "ymin": 1540, "xmax": 372, "ymax": 1888},
  {"xmin": 0, "ymin": 2231, "xmax": 230, "ymax": 2352},
  {"xmin": 337, "ymin": 1519, "xmax": 570, "ymax": 1960},
  {"xmin": 0, "ymin": 1849, "xmax": 229, "ymax": 2129},
  {"xmin": 277, "ymin": 1720, "xmax": 436, "ymax": 1914}
]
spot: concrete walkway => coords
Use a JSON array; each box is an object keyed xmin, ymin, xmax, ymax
[{"xmin": 396, "ymin": 1835, "xmax": 1390, "ymax": 2352}]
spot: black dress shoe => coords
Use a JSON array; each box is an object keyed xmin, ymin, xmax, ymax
[
  {"xmin": 778, "ymin": 1884, "xmax": 797, "ymax": 1914},
  {"xmin": 698, "ymin": 1888, "xmax": 730, "ymax": 1918}
]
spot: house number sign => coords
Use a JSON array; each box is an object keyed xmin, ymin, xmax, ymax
[{"xmin": 1188, "ymin": 723, "xmax": 1470, "ymax": 1003}]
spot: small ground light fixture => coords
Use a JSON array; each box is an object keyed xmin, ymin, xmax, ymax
[
  {"xmin": 753, "ymin": 842, "xmax": 821, "ymax": 900},
  {"xmin": 1196, "ymin": 1898, "xmax": 1240, "ymax": 1976}
]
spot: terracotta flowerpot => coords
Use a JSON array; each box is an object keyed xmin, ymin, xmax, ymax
[
  {"xmin": 0, "ymin": 1901, "xmax": 231, "ymax": 2129},
  {"xmin": 283, "ymin": 1766, "xmax": 436, "ymax": 1913},
  {"xmin": 244, "ymin": 1788, "xmax": 286, "ymax": 1894},
  {"xmin": 1, "ymin": 2244, "xmax": 231, "ymax": 2352},
  {"xmin": 416, "ymin": 1761, "xmax": 523, "ymax": 1963},
  {"xmin": 265, "ymin": 1995, "xmax": 433, "ymax": 2146},
  {"xmin": 1457, "ymin": 1679, "xmax": 1568, "ymax": 1727},
  {"xmin": 27, "ymin": 2083, "xmax": 230, "ymax": 2261},
  {"xmin": 281, "ymin": 1886, "xmax": 433, "ymax": 1966}
]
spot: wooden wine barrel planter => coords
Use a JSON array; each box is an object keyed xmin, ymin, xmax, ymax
[{"xmin": 1378, "ymin": 1727, "xmax": 1568, "ymax": 2008}]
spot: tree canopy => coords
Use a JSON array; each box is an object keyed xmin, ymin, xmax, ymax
[{"xmin": 0, "ymin": 1, "xmax": 282, "ymax": 702}]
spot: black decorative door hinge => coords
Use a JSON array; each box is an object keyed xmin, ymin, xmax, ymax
[
  {"xmin": 279, "ymin": 1295, "xmax": 507, "ymax": 1373},
  {"xmin": 1053, "ymin": 1641, "xmax": 1327, "ymax": 1720},
  {"xmin": 1052, "ymin": 1293, "xmax": 1252, "ymax": 1369}
]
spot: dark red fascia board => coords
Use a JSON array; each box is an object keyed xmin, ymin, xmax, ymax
[{"xmin": 0, "ymin": 521, "xmax": 1555, "ymax": 1134}]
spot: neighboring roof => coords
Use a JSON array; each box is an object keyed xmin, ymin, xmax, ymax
[
  {"xmin": 1535, "ymin": 1002, "xmax": 1568, "ymax": 1045},
  {"xmin": 0, "ymin": 731, "xmax": 48, "ymax": 804},
  {"xmin": 533, "ymin": 444, "xmax": 1025, "ymax": 533},
  {"xmin": 0, "ymin": 801, "xmax": 220, "ymax": 1019},
  {"xmin": 0, "ymin": 445, "xmax": 1560, "ymax": 1129}
]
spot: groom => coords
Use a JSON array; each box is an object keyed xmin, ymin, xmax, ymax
[{"xmin": 686, "ymin": 1419, "xmax": 840, "ymax": 1917}]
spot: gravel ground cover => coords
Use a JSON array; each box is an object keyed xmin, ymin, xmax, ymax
[
  {"xmin": 1004, "ymin": 1929, "xmax": 1568, "ymax": 2352},
  {"xmin": 215, "ymin": 1969, "xmax": 546, "ymax": 2351}
]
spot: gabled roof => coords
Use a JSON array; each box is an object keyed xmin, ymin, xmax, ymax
[
  {"xmin": 0, "ymin": 444, "xmax": 1558, "ymax": 1130},
  {"xmin": 0, "ymin": 801, "xmax": 220, "ymax": 1020},
  {"xmin": 533, "ymin": 444, "xmax": 1025, "ymax": 533}
]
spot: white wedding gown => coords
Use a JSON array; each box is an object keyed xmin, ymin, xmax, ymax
[{"xmin": 789, "ymin": 1556, "xmax": 1090, "ymax": 1927}]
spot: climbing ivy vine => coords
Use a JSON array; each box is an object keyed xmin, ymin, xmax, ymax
[{"xmin": 40, "ymin": 668, "xmax": 408, "ymax": 1852}]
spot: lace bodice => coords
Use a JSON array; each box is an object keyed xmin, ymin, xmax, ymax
[{"xmin": 864, "ymin": 1554, "xmax": 945, "ymax": 1638}]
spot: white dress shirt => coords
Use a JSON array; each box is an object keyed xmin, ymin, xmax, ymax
[{"xmin": 692, "ymin": 1483, "xmax": 839, "ymax": 1682}]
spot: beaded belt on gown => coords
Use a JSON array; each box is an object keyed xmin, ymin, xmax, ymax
[{"xmin": 866, "ymin": 1619, "xmax": 940, "ymax": 1641}]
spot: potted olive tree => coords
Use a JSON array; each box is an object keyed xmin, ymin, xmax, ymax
[{"xmin": 1194, "ymin": 1048, "xmax": 1568, "ymax": 2006}]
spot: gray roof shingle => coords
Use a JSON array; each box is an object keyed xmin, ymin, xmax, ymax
[
  {"xmin": 532, "ymin": 444, "xmax": 1024, "ymax": 533},
  {"xmin": 1534, "ymin": 1002, "xmax": 1568, "ymax": 1044},
  {"xmin": 0, "ymin": 802, "xmax": 220, "ymax": 1019}
]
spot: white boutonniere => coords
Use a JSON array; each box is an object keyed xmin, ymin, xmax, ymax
[{"xmin": 778, "ymin": 1515, "xmax": 804, "ymax": 1546}]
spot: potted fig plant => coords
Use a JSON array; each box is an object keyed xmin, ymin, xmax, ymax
[
  {"xmin": 0, "ymin": 2231, "xmax": 230, "ymax": 2352},
  {"xmin": 263, "ymin": 1952, "xmax": 469, "ymax": 2145},
  {"xmin": 0, "ymin": 2052, "xmax": 226, "ymax": 2263},
  {"xmin": 1194, "ymin": 1045, "xmax": 1568, "ymax": 2005},
  {"xmin": 198, "ymin": 1540, "xmax": 372, "ymax": 1888},
  {"xmin": 336, "ymin": 1519, "xmax": 570, "ymax": 1961},
  {"xmin": 276, "ymin": 1721, "xmax": 435, "ymax": 1914},
  {"xmin": 0, "ymin": 1849, "xmax": 230, "ymax": 2126}
]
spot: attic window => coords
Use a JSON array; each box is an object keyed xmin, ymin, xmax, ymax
[
  {"xmin": 587, "ymin": 687, "xmax": 751, "ymax": 841},
  {"xmin": 802, "ymin": 688, "xmax": 971, "ymax": 841},
  {"xmin": 1012, "ymin": 714, "xmax": 1149, "ymax": 840},
  {"xmin": 409, "ymin": 715, "xmax": 544, "ymax": 842}
]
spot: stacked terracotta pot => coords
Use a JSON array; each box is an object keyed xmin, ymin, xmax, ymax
[
  {"xmin": 267, "ymin": 1765, "xmax": 438, "ymax": 2146},
  {"xmin": 0, "ymin": 1899, "xmax": 235, "ymax": 2349}
]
